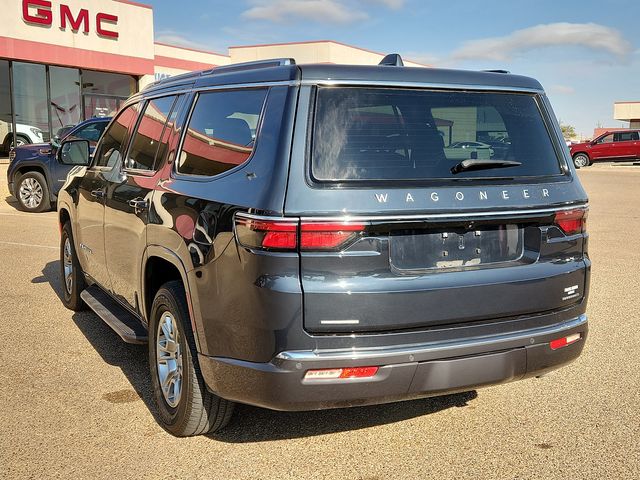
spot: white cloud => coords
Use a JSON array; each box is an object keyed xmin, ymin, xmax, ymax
[
  {"xmin": 241, "ymin": 0, "xmax": 405, "ymax": 24},
  {"xmin": 452, "ymin": 23, "xmax": 633, "ymax": 62},
  {"xmin": 242, "ymin": 0, "xmax": 368, "ymax": 24}
]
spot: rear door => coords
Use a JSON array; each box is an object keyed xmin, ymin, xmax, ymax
[
  {"xmin": 104, "ymin": 95, "xmax": 182, "ymax": 311},
  {"xmin": 286, "ymin": 85, "xmax": 589, "ymax": 333},
  {"xmin": 611, "ymin": 131, "xmax": 638, "ymax": 159}
]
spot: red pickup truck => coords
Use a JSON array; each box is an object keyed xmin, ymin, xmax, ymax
[{"xmin": 570, "ymin": 130, "xmax": 640, "ymax": 167}]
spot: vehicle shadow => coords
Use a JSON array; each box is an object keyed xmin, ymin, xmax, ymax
[
  {"xmin": 36, "ymin": 260, "xmax": 478, "ymax": 442},
  {"xmin": 4, "ymin": 195, "xmax": 20, "ymax": 211}
]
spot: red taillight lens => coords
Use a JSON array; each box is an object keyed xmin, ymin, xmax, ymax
[
  {"xmin": 235, "ymin": 216, "xmax": 367, "ymax": 251},
  {"xmin": 555, "ymin": 208, "xmax": 587, "ymax": 235},
  {"xmin": 300, "ymin": 222, "xmax": 365, "ymax": 250},
  {"xmin": 550, "ymin": 333, "xmax": 581, "ymax": 350},
  {"xmin": 235, "ymin": 216, "xmax": 298, "ymax": 251},
  {"xmin": 304, "ymin": 366, "xmax": 379, "ymax": 380}
]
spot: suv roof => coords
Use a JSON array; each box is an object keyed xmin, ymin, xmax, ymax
[{"xmin": 142, "ymin": 57, "xmax": 543, "ymax": 97}]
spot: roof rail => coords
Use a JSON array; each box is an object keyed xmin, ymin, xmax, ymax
[
  {"xmin": 142, "ymin": 70, "xmax": 204, "ymax": 91},
  {"xmin": 379, "ymin": 54, "xmax": 404, "ymax": 67},
  {"xmin": 144, "ymin": 58, "xmax": 296, "ymax": 91},
  {"xmin": 483, "ymin": 69, "xmax": 511, "ymax": 74},
  {"xmin": 203, "ymin": 58, "xmax": 296, "ymax": 75}
]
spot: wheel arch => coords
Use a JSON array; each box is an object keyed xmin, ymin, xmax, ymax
[
  {"xmin": 142, "ymin": 246, "xmax": 203, "ymax": 352},
  {"xmin": 14, "ymin": 164, "xmax": 54, "ymax": 200},
  {"xmin": 572, "ymin": 151, "xmax": 590, "ymax": 160}
]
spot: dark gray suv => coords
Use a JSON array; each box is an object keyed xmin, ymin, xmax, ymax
[{"xmin": 56, "ymin": 56, "xmax": 590, "ymax": 437}]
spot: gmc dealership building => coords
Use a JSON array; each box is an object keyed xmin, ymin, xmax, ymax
[{"xmin": 0, "ymin": 0, "xmax": 424, "ymax": 151}]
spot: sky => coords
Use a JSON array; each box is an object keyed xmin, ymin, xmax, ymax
[{"xmin": 148, "ymin": 0, "xmax": 640, "ymax": 138}]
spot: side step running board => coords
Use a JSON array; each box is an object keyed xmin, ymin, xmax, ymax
[{"xmin": 81, "ymin": 285, "xmax": 148, "ymax": 344}]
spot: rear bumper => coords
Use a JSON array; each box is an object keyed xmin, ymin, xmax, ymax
[{"xmin": 199, "ymin": 314, "xmax": 588, "ymax": 411}]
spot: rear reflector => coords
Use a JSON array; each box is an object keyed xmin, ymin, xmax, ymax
[
  {"xmin": 555, "ymin": 209, "xmax": 587, "ymax": 235},
  {"xmin": 549, "ymin": 333, "xmax": 581, "ymax": 350},
  {"xmin": 304, "ymin": 366, "xmax": 379, "ymax": 380}
]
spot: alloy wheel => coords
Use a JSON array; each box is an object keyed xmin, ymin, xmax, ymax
[
  {"xmin": 18, "ymin": 177, "xmax": 43, "ymax": 209},
  {"xmin": 156, "ymin": 311, "xmax": 183, "ymax": 408},
  {"xmin": 63, "ymin": 237, "xmax": 73, "ymax": 294}
]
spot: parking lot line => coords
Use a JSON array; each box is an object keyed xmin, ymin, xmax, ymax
[{"xmin": 0, "ymin": 240, "xmax": 57, "ymax": 250}]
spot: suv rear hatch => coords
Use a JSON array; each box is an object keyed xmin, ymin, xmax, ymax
[{"xmin": 284, "ymin": 83, "xmax": 589, "ymax": 333}]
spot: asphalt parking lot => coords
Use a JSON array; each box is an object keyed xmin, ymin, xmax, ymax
[{"xmin": 1, "ymin": 163, "xmax": 639, "ymax": 479}]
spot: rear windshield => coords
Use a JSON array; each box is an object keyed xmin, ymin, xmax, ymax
[{"xmin": 311, "ymin": 87, "xmax": 563, "ymax": 182}]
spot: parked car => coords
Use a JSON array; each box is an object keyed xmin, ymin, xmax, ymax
[
  {"xmin": 444, "ymin": 141, "xmax": 494, "ymax": 160},
  {"xmin": 570, "ymin": 129, "xmax": 640, "ymax": 167},
  {"xmin": 1, "ymin": 122, "xmax": 45, "ymax": 152},
  {"xmin": 57, "ymin": 56, "xmax": 590, "ymax": 436},
  {"xmin": 7, "ymin": 117, "xmax": 110, "ymax": 212}
]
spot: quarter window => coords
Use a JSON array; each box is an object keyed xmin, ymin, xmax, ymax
[
  {"xmin": 126, "ymin": 96, "xmax": 178, "ymax": 171},
  {"xmin": 176, "ymin": 89, "xmax": 268, "ymax": 177},
  {"xmin": 94, "ymin": 104, "xmax": 139, "ymax": 168}
]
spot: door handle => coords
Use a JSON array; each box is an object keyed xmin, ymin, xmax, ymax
[
  {"xmin": 128, "ymin": 198, "xmax": 148, "ymax": 213},
  {"xmin": 90, "ymin": 189, "xmax": 105, "ymax": 199}
]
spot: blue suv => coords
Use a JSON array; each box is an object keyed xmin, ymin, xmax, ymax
[{"xmin": 7, "ymin": 117, "xmax": 110, "ymax": 212}]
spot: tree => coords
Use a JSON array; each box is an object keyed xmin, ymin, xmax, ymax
[{"xmin": 559, "ymin": 122, "xmax": 576, "ymax": 141}]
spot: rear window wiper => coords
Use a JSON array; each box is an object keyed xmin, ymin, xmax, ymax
[{"xmin": 451, "ymin": 159, "xmax": 522, "ymax": 174}]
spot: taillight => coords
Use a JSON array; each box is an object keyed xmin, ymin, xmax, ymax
[
  {"xmin": 555, "ymin": 208, "xmax": 587, "ymax": 235},
  {"xmin": 235, "ymin": 215, "xmax": 298, "ymax": 251},
  {"xmin": 304, "ymin": 366, "xmax": 379, "ymax": 380},
  {"xmin": 300, "ymin": 222, "xmax": 364, "ymax": 251},
  {"xmin": 235, "ymin": 214, "xmax": 366, "ymax": 252}
]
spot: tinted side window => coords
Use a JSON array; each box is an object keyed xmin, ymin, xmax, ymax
[
  {"xmin": 94, "ymin": 104, "xmax": 139, "ymax": 168},
  {"xmin": 176, "ymin": 89, "xmax": 268, "ymax": 177},
  {"xmin": 598, "ymin": 134, "xmax": 614, "ymax": 144},
  {"xmin": 74, "ymin": 122, "xmax": 107, "ymax": 144},
  {"xmin": 614, "ymin": 131, "xmax": 638, "ymax": 142},
  {"xmin": 125, "ymin": 96, "xmax": 177, "ymax": 171}
]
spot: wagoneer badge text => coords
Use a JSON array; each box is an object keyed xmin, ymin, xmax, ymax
[{"xmin": 374, "ymin": 188, "xmax": 550, "ymax": 204}]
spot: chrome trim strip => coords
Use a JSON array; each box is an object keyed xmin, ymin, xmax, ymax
[
  {"xmin": 276, "ymin": 314, "xmax": 588, "ymax": 362},
  {"xmin": 302, "ymin": 79, "xmax": 544, "ymax": 93},
  {"xmin": 299, "ymin": 204, "xmax": 588, "ymax": 222},
  {"xmin": 234, "ymin": 204, "xmax": 588, "ymax": 223}
]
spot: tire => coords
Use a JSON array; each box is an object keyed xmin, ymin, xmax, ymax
[
  {"xmin": 3, "ymin": 134, "xmax": 30, "ymax": 151},
  {"xmin": 60, "ymin": 222, "xmax": 87, "ymax": 311},
  {"xmin": 16, "ymin": 171, "xmax": 51, "ymax": 212},
  {"xmin": 149, "ymin": 281, "xmax": 234, "ymax": 436},
  {"xmin": 573, "ymin": 153, "xmax": 590, "ymax": 168}
]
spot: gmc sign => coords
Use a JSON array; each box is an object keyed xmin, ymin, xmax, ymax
[{"xmin": 22, "ymin": 0, "xmax": 119, "ymax": 39}]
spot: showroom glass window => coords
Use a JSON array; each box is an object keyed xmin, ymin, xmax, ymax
[
  {"xmin": 12, "ymin": 62, "xmax": 50, "ymax": 143},
  {"xmin": 0, "ymin": 60, "xmax": 12, "ymax": 152},
  {"xmin": 82, "ymin": 70, "xmax": 137, "ymax": 119},
  {"xmin": 49, "ymin": 66, "xmax": 82, "ymax": 133}
]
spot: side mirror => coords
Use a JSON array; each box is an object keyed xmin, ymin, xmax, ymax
[{"xmin": 59, "ymin": 139, "xmax": 90, "ymax": 166}]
